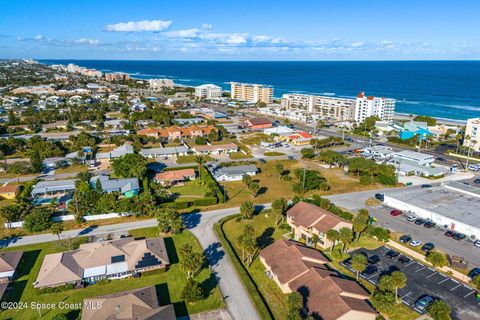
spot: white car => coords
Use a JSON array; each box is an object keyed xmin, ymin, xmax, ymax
[
  {"xmin": 409, "ymin": 240, "xmax": 422, "ymax": 247},
  {"xmin": 406, "ymin": 215, "xmax": 417, "ymax": 222}
]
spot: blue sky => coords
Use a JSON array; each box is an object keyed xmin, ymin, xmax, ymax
[{"xmin": 1, "ymin": 0, "xmax": 479, "ymax": 60}]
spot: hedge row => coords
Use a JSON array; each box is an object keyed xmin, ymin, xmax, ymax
[
  {"xmin": 199, "ymin": 166, "xmax": 226, "ymax": 203},
  {"xmin": 214, "ymin": 216, "xmax": 274, "ymax": 320},
  {"xmin": 163, "ymin": 197, "xmax": 219, "ymax": 210}
]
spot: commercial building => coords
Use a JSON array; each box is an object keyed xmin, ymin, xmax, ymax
[
  {"xmin": 34, "ymin": 237, "xmax": 170, "ymax": 288},
  {"xmin": 195, "ymin": 84, "xmax": 222, "ymax": 99},
  {"xmin": 384, "ymin": 182, "xmax": 480, "ymax": 239},
  {"xmin": 354, "ymin": 92, "xmax": 395, "ymax": 123},
  {"xmin": 105, "ymin": 72, "xmax": 130, "ymax": 81},
  {"xmin": 230, "ymin": 82, "xmax": 273, "ymax": 104},
  {"xmin": 281, "ymin": 93, "xmax": 356, "ymax": 121},
  {"xmin": 287, "ymin": 201, "xmax": 353, "ymax": 249},
  {"xmin": 82, "ymin": 286, "xmax": 175, "ymax": 320},
  {"xmin": 392, "ymin": 150, "xmax": 435, "ymax": 166},
  {"xmin": 148, "ymin": 78, "xmax": 174, "ymax": 90},
  {"xmin": 260, "ymin": 240, "xmax": 376, "ymax": 320},
  {"xmin": 399, "ymin": 121, "xmax": 432, "ymax": 141},
  {"xmin": 464, "ymin": 118, "xmax": 480, "ymax": 151},
  {"xmin": 243, "ymin": 117, "xmax": 273, "ymax": 131}
]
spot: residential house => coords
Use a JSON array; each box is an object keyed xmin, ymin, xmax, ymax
[
  {"xmin": 260, "ymin": 240, "xmax": 376, "ymax": 320},
  {"xmin": 192, "ymin": 143, "xmax": 238, "ymax": 155},
  {"xmin": 244, "ymin": 117, "xmax": 273, "ymax": 131},
  {"xmin": 34, "ymin": 237, "xmax": 169, "ymax": 288},
  {"xmin": 155, "ymin": 168, "xmax": 196, "ymax": 186},
  {"xmin": 42, "ymin": 156, "xmax": 71, "ymax": 169},
  {"xmin": 95, "ymin": 143, "xmax": 134, "ymax": 163},
  {"xmin": 82, "ymin": 286, "xmax": 176, "ymax": 320},
  {"xmin": 0, "ymin": 185, "xmax": 20, "ymax": 200},
  {"xmin": 90, "ymin": 175, "xmax": 140, "ymax": 198},
  {"xmin": 141, "ymin": 145, "xmax": 190, "ymax": 159},
  {"xmin": 0, "ymin": 251, "xmax": 23, "ymax": 300},
  {"xmin": 42, "ymin": 120, "xmax": 69, "ymax": 131},
  {"xmin": 31, "ymin": 179, "xmax": 77, "ymax": 197},
  {"xmin": 166, "ymin": 97, "xmax": 188, "ymax": 107},
  {"xmin": 104, "ymin": 119, "xmax": 127, "ymax": 129},
  {"xmin": 138, "ymin": 125, "xmax": 216, "ymax": 140},
  {"xmin": 211, "ymin": 165, "xmax": 258, "ymax": 182},
  {"xmin": 287, "ymin": 201, "xmax": 352, "ymax": 249}
]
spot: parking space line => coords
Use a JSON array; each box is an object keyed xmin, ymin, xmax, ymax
[
  {"xmin": 427, "ymin": 267, "xmax": 436, "ymax": 272},
  {"xmin": 401, "ymin": 292, "xmax": 412, "ymax": 298},
  {"xmin": 415, "ymin": 266, "xmax": 426, "ymax": 273},
  {"xmin": 368, "ymin": 279, "xmax": 375, "ymax": 285},
  {"xmin": 426, "ymin": 272, "xmax": 437, "ymax": 278},
  {"xmin": 464, "ymin": 290, "xmax": 475, "ymax": 298},
  {"xmin": 405, "ymin": 261, "xmax": 416, "ymax": 267},
  {"xmin": 464, "ymin": 285, "xmax": 473, "ymax": 291},
  {"xmin": 451, "ymin": 279, "xmax": 459, "ymax": 284},
  {"xmin": 438, "ymin": 278, "xmax": 449, "ymax": 284},
  {"xmin": 368, "ymin": 274, "xmax": 377, "ymax": 279},
  {"xmin": 450, "ymin": 284, "xmax": 462, "ymax": 291}
]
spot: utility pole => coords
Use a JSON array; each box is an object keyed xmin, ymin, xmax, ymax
[{"xmin": 303, "ymin": 167, "xmax": 306, "ymax": 194}]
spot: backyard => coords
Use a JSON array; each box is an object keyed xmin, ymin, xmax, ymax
[
  {"xmin": 170, "ymin": 180, "xmax": 210, "ymax": 201},
  {"xmin": 0, "ymin": 227, "xmax": 223, "ymax": 320}
]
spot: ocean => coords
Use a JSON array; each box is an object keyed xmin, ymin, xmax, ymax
[{"xmin": 41, "ymin": 60, "xmax": 480, "ymax": 121}]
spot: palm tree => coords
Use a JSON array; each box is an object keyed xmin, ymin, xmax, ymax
[
  {"xmin": 326, "ymin": 229, "xmax": 340, "ymax": 252},
  {"xmin": 391, "ymin": 271, "xmax": 407, "ymax": 303},
  {"xmin": 50, "ymin": 222, "xmax": 64, "ymax": 243},
  {"xmin": 351, "ymin": 253, "xmax": 368, "ymax": 281},
  {"xmin": 194, "ymin": 156, "xmax": 206, "ymax": 177}
]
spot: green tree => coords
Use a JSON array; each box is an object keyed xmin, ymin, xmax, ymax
[
  {"xmin": 353, "ymin": 209, "xmax": 370, "ymax": 242},
  {"xmin": 237, "ymin": 224, "xmax": 258, "ymax": 266},
  {"xmin": 339, "ymin": 227, "xmax": 353, "ymax": 252},
  {"xmin": 30, "ymin": 149, "xmax": 43, "ymax": 173},
  {"xmin": 351, "ymin": 253, "xmax": 368, "ymax": 281},
  {"xmin": 378, "ymin": 275, "xmax": 394, "ymax": 292},
  {"xmin": 50, "ymin": 222, "xmax": 64, "ymax": 243},
  {"xmin": 426, "ymin": 251, "xmax": 448, "ymax": 268},
  {"xmin": 372, "ymin": 289, "xmax": 396, "ymax": 315},
  {"xmin": 51, "ymin": 314, "xmax": 68, "ymax": 320},
  {"xmin": 24, "ymin": 208, "xmax": 52, "ymax": 232},
  {"xmin": 180, "ymin": 278, "xmax": 203, "ymax": 303},
  {"xmin": 156, "ymin": 206, "xmax": 183, "ymax": 234},
  {"xmin": 275, "ymin": 164, "xmax": 284, "ymax": 178},
  {"xmin": 287, "ymin": 292, "xmax": 303, "ymax": 320},
  {"xmin": 180, "ymin": 243, "xmax": 205, "ymax": 279},
  {"xmin": 208, "ymin": 129, "xmax": 219, "ymax": 141},
  {"xmin": 240, "ymin": 201, "xmax": 255, "ymax": 220},
  {"xmin": 391, "ymin": 271, "xmax": 407, "ymax": 303},
  {"xmin": 326, "ymin": 229, "xmax": 340, "ymax": 252},
  {"xmin": 111, "ymin": 153, "xmax": 148, "ymax": 178},
  {"xmin": 242, "ymin": 174, "xmax": 252, "ymax": 186},
  {"xmin": 470, "ymin": 275, "xmax": 480, "ymax": 290},
  {"xmin": 248, "ymin": 181, "xmax": 260, "ymax": 197},
  {"xmin": 271, "ymin": 197, "xmax": 288, "ymax": 225},
  {"xmin": 428, "ymin": 299, "xmax": 451, "ymax": 320},
  {"xmin": 194, "ymin": 156, "xmax": 206, "ymax": 177}
]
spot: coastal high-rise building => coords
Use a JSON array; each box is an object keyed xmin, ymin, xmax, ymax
[
  {"xmin": 280, "ymin": 93, "xmax": 356, "ymax": 121},
  {"xmin": 354, "ymin": 91, "xmax": 395, "ymax": 123},
  {"xmin": 105, "ymin": 72, "xmax": 130, "ymax": 81},
  {"xmin": 148, "ymin": 78, "xmax": 174, "ymax": 90},
  {"xmin": 464, "ymin": 118, "xmax": 480, "ymax": 151},
  {"xmin": 195, "ymin": 84, "xmax": 222, "ymax": 99},
  {"xmin": 230, "ymin": 82, "xmax": 273, "ymax": 104}
]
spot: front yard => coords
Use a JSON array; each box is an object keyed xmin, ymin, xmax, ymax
[{"xmin": 0, "ymin": 228, "xmax": 223, "ymax": 320}]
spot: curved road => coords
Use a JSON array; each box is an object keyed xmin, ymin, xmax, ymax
[{"xmin": 0, "ymin": 205, "xmax": 268, "ymax": 320}]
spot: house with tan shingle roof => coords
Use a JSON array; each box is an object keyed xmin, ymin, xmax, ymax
[
  {"xmin": 0, "ymin": 250, "xmax": 23, "ymax": 300},
  {"xmin": 260, "ymin": 240, "xmax": 376, "ymax": 320},
  {"xmin": 34, "ymin": 237, "xmax": 169, "ymax": 288},
  {"xmin": 155, "ymin": 168, "xmax": 196, "ymax": 186},
  {"xmin": 138, "ymin": 125, "xmax": 216, "ymax": 140},
  {"xmin": 287, "ymin": 201, "xmax": 352, "ymax": 249},
  {"xmin": 82, "ymin": 286, "xmax": 175, "ymax": 320}
]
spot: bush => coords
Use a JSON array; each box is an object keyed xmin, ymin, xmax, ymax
[
  {"xmin": 193, "ymin": 197, "xmax": 218, "ymax": 206},
  {"xmin": 174, "ymin": 200, "xmax": 191, "ymax": 210},
  {"xmin": 23, "ymin": 208, "xmax": 52, "ymax": 232},
  {"xmin": 378, "ymin": 173, "xmax": 397, "ymax": 185},
  {"xmin": 37, "ymin": 283, "xmax": 75, "ymax": 294}
]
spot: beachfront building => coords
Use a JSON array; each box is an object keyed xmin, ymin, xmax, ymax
[
  {"xmin": 354, "ymin": 91, "xmax": 396, "ymax": 123},
  {"xmin": 281, "ymin": 93, "xmax": 356, "ymax": 121},
  {"xmin": 464, "ymin": 118, "xmax": 480, "ymax": 151},
  {"xmin": 105, "ymin": 72, "xmax": 130, "ymax": 81},
  {"xmin": 148, "ymin": 78, "xmax": 174, "ymax": 90},
  {"xmin": 195, "ymin": 84, "xmax": 222, "ymax": 99},
  {"xmin": 230, "ymin": 82, "xmax": 273, "ymax": 104}
]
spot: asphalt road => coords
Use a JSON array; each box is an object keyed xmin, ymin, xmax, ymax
[
  {"xmin": 326, "ymin": 187, "xmax": 480, "ymax": 268},
  {"xmin": 0, "ymin": 205, "xmax": 267, "ymax": 320}
]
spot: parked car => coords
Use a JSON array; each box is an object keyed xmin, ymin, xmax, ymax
[
  {"xmin": 453, "ymin": 233, "xmax": 466, "ymax": 240},
  {"xmin": 444, "ymin": 230, "xmax": 455, "ymax": 237},
  {"xmin": 367, "ymin": 255, "xmax": 380, "ymax": 265},
  {"xmin": 398, "ymin": 256, "xmax": 411, "ymax": 264},
  {"xmin": 415, "ymin": 218, "xmax": 426, "ymax": 225},
  {"xmin": 375, "ymin": 193, "xmax": 384, "ymax": 201},
  {"xmin": 424, "ymin": 221, "xmax": 436, "ymax": 228},
  {"xmin": 400, "ymin": 235, "xmax": 412, "ymax": 243},
  {"xmin": 390, "ymin": 209, "xmax": 403, "ymax": 216},
  {"xmin": 410, "ymin": 240, "xmax": 422, "ymax": 247},
  {"xmin": 385, "ymin": 250, "xmax": 399, "ymax": 259},
  {"xmin": 421, "ymin": 184, "xmax": 432, "ymax": 188},
  {"xmin": 415, "ymin": 295, "xmax": 434, "ymax": 313},
  {"xmin": 406, "ymin": 215, "xmax": 417, "ymax": 222},
  {"xmin": 474, "ymin": 240, "xmax": 480, "ymax": 248},
  {"xmin": 342, "ymin": 258, "xmax": 352, "ymax": 268},
  {"xmin": 421, "ymin": 243, "xmax": 435, "ymax": 253},
  {"xmin": 287, "ymin": 156, "xmax": 295, "ymax": 160},
  {"xmin": 258, "ymin": 158, "xmax": 267, "ymax": 164},
  {"xmin": 474, "ymin": 178, "xmax": 480, "ymax": 184},
  {"xmin": 468, "ymin": 268, "xmax": 480, "ymax": 279},
  {"xmin": 345, "ymin": 137, "xmax": 354, "ymax": 142},
  {"xmin": 436, "ymin": 157, "xmax": 446, "ymax": 162},
  {"xmin": 361, "ymin": 265, "xmax": 378, "ymax": 276}
]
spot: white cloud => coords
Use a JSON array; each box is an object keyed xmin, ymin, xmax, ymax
[
  {"xmin": 105, "ymin": 19, "xmax": 172, "ymax": 32},
  {"xmin": 34, "ymin": 34, "xmax": 44, "ymax": 40},
  {"xmin": 202, "ymin": 24, "xmax": 212, "ymax": 30},
  {"xmin": 74, "ymin": 38, "xmax": 100, "ymax": 45},
  {"xmin": 163, "ymin": 28, "xmax": 201, "ymax": 38}
]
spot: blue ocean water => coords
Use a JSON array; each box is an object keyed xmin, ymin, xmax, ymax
[{"xmin": 41, "ymin": 60, "xmax": 480, "ymax": 121}]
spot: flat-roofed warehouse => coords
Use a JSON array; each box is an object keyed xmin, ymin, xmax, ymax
[{"xmin": 384, "ymin": 182, "xmax": 480, "ymax": 239}]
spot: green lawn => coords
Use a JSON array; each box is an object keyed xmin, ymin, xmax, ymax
[
  {"xmin": 176, "ymin": 155, "xmax": 214, "ymax": 164},
  {"xmin": 170, "ymin": 180, "xmax": 209, "ymax": 200},
  {"xmin": 263, "ymin": 151, "xmax": 286, "ymax": 156},
  {"xmin": 0, "ymin": 228, "xmax": 223, "ymax": 320},
  {"xmin": 229, "ymin": 151, "xmax": 253, "ymax": 159}
]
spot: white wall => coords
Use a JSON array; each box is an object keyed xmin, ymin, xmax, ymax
[{"xmin": 4, "ymin": 212, "xmax": 132, "ymax": 228}]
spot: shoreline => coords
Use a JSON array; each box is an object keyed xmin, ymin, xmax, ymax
[{"xmin": 393, "ymin": 113, "xmax": 467, "ymax": 126}]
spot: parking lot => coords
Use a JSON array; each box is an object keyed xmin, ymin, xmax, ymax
[{"xmin": 342, "ymin": 246, "xmax": 479, "ymax": 320}]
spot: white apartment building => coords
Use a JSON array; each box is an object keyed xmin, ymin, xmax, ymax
[
  {"xmin": 354, "ymin": 91, "xmax": 395, "ymax": 123},
  {"xmin": 195, "ymin": 84, "xmax": 222, "ymax": 99},
  {"xmin": 148, "ymin": 78, "xmax": 174, "ymax": 90},
  {"xmin": 280, "ymin": 93, "xmax": 356, "ymax": 121},
  {"xmin": 464, "ymin": 118, "xmax": 480, "ymax": 151},
  {"xmin": 230, "ymin": 82, "xmax": 273, "ymax": 104}
]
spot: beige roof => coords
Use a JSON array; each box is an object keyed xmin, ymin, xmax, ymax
[
  {"xmin": 0, "ymin": 185, "xmax": 20, "ymax": 194},
  {"xmin": 82, "ymin": 286, "xmax": 176, "ymax": 320},
  {"xmin": 0, "ymin": 250, "xmax": 23, "ymax": 273},
  {"xmin": 194, "ymin": 143, "xmax": 238, "ymax": 152},
  {"xmin": 155, "ymin": 168, "xmax": 196, "ymax": 182},
  {"xmin": 287, "ymin": 201, "xmax": 351, "ymax": 233},
  {"xmin": 260, "ymin": 239, "xmax": 328, "ymax": 284},
  {"xmin": 35, "ymin": 238, "xmax": 169, "ymax": 288}
]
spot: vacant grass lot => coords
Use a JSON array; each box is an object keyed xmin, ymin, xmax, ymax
[
  {"xmin": 170, "ymin": 180, "xmax": 210, "ymax": 201},
  {"xmin": 0, "ymin": 228, "xmax": 223, "ymax": 320}
]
